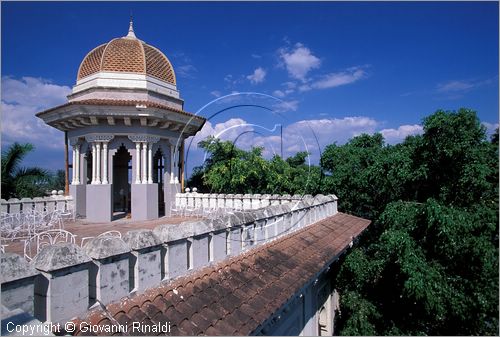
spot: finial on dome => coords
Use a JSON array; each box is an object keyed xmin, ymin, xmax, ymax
[{"xmin": 127, "ymin": 14, "xmax": 136, "ymax": 38}]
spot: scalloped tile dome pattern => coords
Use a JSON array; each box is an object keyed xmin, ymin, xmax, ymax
[{"xmin": 77, "ymin": 37, "xmax": 176, "ymax": 85}]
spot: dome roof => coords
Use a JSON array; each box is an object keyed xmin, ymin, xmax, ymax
[{"xmin": 77, "ymin": 22, "xmax": 176, "ymax": 85}]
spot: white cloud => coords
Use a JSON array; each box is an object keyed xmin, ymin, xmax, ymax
[
  {"xmin": 290, "ymin": 66, "xmax": 368, "ymax": 93},
  {"xmin": 482, "ymin": 122, "xmax": 499, "ymax": 137},
  {"xmin": 246, "ymin": 67, "xmax": 266, "ymax": 84},
  {"xmin": 185, "ymin": 115, "xmax": 437, "ymax": 173},
  {"xmin": 2, "ymin": 76, "xmax": 71, "ymax": 107},
  {"xmin": 210, "ymin": 90, "xmax": 221, "ymax": 98},
  {"xmin": 312, "ymin": 67, "xmax": 367, "ymax": 89},
  {"xmin": 251, "ymin": 116, "xmax": 380, "ymax": 160},
  {"xmin": 279, "ymin": 43, "xmax": 321, "ymax": 81},
  {"xmin": 298, "ymin": 84, "xmax": 312, "ymax": 92},
  {"xmin": 186, "ymin": 118, "xmax": 254, "ymax": 150},
  {"xmin": 436, "ymin": 80, "xmax": 475, "ymax": 93},
  {"xmin": 251, "ymin": 54, "xmax": 262, "ymax": 59},
  {"xmin": 380, "ymin": 124, "xmax": 423, "ymax": 144},
  {"xmin": 176, "ymin": 64, "xmax": 197, "ymax": 78},
  {"xmin": 223, "ymin": 74, "xmax": 244, "ymax": 89},
  {"xmin": 273, "ymin": 100, "xmax": 299, "ymax": 112},
  {"xmin": 273, "ymin": 90, "xmax": 286, "ymax": 98},
  {"xmin": 435, "ymin": 78, "xmax": 495, "ymax": 98},
  {"xmin": 1, "ymin": 76, "xmax": 71, "ymax": 150}
]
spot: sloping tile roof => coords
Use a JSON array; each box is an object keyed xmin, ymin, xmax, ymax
[
  {"xmin": 36, "ymin": 99, "xmax": 205, "ymax": 122},
  {"xmin": 69, "ymin": 213, "xmax": 370, "ymax": 336}
]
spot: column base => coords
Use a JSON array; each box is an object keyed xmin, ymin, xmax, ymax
[
  {"xmin": 69, "ymin": 184, "xmax": 86, "ymax": 218},
  {"xmin": 86, "ymin": 184, "xmax": 112, "ymax": 222},
  {"xmin": 132, "ymin": 183, "xmax": 158, "ymax": 221}
]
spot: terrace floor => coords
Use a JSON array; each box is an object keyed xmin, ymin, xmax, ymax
[{"xmin": 2, "ymin": 214, "xmax": 198, "ymax": 256}]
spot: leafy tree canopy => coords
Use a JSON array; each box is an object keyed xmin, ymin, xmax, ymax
[
  {"xmin": 187, "ymin": 137, "xmax": 322, "ymax": 195},
  {"xmin": 329, "ymin": 109, "xmax": 498, "ymax": 335},
  {"xmin": 187, "ymin": 109, "xmax": 498, "ymax": 335}
]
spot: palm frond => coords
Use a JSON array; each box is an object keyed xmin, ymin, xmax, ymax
[
  {"xmin": 14, "ymin": 167, "xmax": 50, "ymax": 181},
  {"xmin": 1, "ymin": 143, "xmax": 35, "ymax": 178}
]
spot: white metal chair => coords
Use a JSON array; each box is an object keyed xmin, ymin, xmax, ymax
[
  {"xmin": 23, "ymin": 229, "xmax": 77, "ymax": 261},
  {"xmin": 171, "ymin": 204, "xmax": 186, "ymax": 217},
  {"xmin": 1, "ymin": 212, "xmax": 20, "ymax": 240},
  {"xmin": 55, "ymin": 200, "xmax": 73, "ymax": 225},
  {"xmin": 80, "ymin": 230, "xmax": 122, "ymax": 247}
]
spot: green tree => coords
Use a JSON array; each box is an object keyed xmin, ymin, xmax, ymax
[
  {"xmin": 337, "ymin": 200, "xmax": 498, "ymax": 335},
  {"xmin": 191, "ymin": 137, "xmax": 269, "ymax": 193},
  {"xmin": 1, "ymin": 143, "xmax": 50, "ymax": 199},
  {"xmin": 321, "ymin": 133, "xmax": 388, "ymax": 219},
  {"xmin": 188, "ymin": 137, "xmax": 323, "ymax": 195},
  {"xmin": 46, "ymin": 169, "xmax": 65, "ymax": 192},
  {"xmin": 326, "ymin": 109, "xmax": 499, "ymax": 335},
  {"xmin": 413, "ymin": 108, "xmax": 495, "ymax": 206}
]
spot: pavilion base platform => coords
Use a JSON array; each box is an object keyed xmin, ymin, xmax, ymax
[
  {"xmin": 70, "ymin": 184, "xmax": 86, "ymax": 218},
  {"xmin": 132, "ymin": 183, "xmax": 158, "ymax": 221},
  {"xmin": 86, "ymin": 184, "xmax": 112, "ymax": 222},
  {"xmin": 163, "ymin": 183, "xmax": 180, "ymax": 217}
]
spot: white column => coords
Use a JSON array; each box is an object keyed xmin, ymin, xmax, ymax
[
  {"xmin": 170, "ymin": 145, "xmax": 174, "ymax": 183},
  {"xmin": 75, "ymin": 145, "xmax": 81, "ymax": 184},
  {"xmin": 96, "ymin": 142, "xmax": 101, "ymax": 184},
  {"xmin": 147, "ymin": 143, "xmax": 153, "ymax": 184},
  {"xmin": 71, "ymin": 147, "xmax": 76, "ymax": 184},
  {"xmin": 141, "ymin": 142, "xmax": 147, "ymax": 184},
  {"xmin": 135, "ymin": 142, "xmax": 141, "ymax": 184},
  {"xmin": 102, "ymin": 142, "xmax": 109, "ymax": 184},
  {"xmin": 91, "ymin": 143, "xmax": 96, "ymax": 184}
]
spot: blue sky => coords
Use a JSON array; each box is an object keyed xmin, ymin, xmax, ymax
[{"xmin": 1, "ymin": 1, "xmax": 498, "ymax": 176}]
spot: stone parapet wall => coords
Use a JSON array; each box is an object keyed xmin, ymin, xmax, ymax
[
  {"xmin": 175, "ymin": 192, "xmax": 310, "ymax": 210},
  {"xmin": 0, "ymin": 194, "xmax": 337, "ymax": 325},
  {"xmin": 1, "ymin": 195, "xmax": 74, "ymax": 215}
]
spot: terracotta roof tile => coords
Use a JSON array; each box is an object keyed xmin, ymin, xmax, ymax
[
  {"xmin": 70, "ymin": 212, "xmax": 370, "ymax": 335},
  {"xmin": 164, "ymin": 306, "xmax": 185, "ymax": 326},
  {"xmin": 208, "ymin": 302, "xmax": 230, "ymax": 319},
  {"xmin": 78, "ymin": 44, "xmax": 106, "ymax": 80},
  {"xmin": 210, "ymin": 319, "xmax": 239, "ymax": 335},
  {"xmin": 190, "ymin": 312, "xmax": 212, "ymax": 332},
  {"xmin": 113, "ymin": 312, "xmax": 130, "ymax": 328},
  {"xmin": 198, "ymin": 307, "xmax": 221, "ymax": 327},
  {"xmin": 178, "ymin": 318, "xmax": 202, "ymax": 335},
  {"xmin": 36, "ymin": 99, "xmax": 205, "ymax": 122}
]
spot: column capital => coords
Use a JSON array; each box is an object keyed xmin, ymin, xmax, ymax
[
  {"xmin": 69, "ymin": 137, "xmax": 83, "ymax": 147},
  {"xmin": 128, "ymin": 135, "xmax": 160, "ymax": 143},
  {"xmin": 85, "ymin": 134, "xmax": 115, "ymax": 143}
]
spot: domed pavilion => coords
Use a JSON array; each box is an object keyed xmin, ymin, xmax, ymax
[{"xmin": 36, "ymin": 21, "xmax": 206, "ymax": 222}]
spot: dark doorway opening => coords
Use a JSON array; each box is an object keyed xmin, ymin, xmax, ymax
[
  {"xmin": 85, "ymin": 149, "xmax": 92, "ymax": 185},
  {"xmin": 154, "ymin": 149, "xmax": 165, "ymax": 217},
  {"xmin": 113, "ymin": 145, "xmax": 132, "ymax": 220}
]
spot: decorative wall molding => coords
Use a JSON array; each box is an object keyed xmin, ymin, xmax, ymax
[
  {"xmin": 85, "ymin": 134, "xmax": 115, "ymax": 143},
  {"xmin": 128, "ymin": 134, "xmax": 161, "ymax": 143}
]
